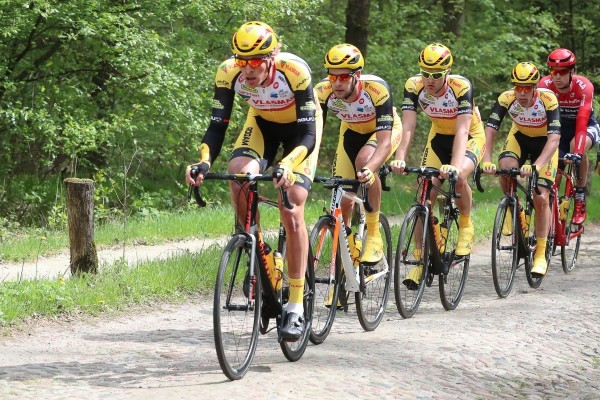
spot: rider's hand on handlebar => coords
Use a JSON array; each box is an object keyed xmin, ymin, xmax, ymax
[
  {"xmin": 357, "ymin": 167, "xmax": 376, "ymax": 187},
  {"xmin": 186, "ymin": 162, "xmax": 210, "ymax": 185},
  {"xmin": 390, "ymin": 159, "xmax": 406, "ymax": 174},
  {"xmin": 439, "ymin": 164, "xmax": 460, "ymax": 180},
  {"xmin": 481, "ymin": 161, "xmax": 497, "ymax": 174},
  {"xmin": 520, "ymin": 164, "xmax": 537, "ymax": 177},
  {"xmin": 565, "ymin": 153, "xmax": 582, "ymax": 165},
  {"xmin": 273, "ymin": 163, "xmax": 296, "ymax": 189}
]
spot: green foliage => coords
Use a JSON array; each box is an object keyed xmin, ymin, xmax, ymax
[{"xmin": 0, "ymin": 0, "xmax": 599, "ymax": 228}]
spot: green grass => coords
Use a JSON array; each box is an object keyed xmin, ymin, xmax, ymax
[
  {"xmin": 0, "ymin": 245, "xmax": 222, "ymax": 328},
  {"xmin": 1, "ymin": 172, "xmax": 599, "ymax": 328}
]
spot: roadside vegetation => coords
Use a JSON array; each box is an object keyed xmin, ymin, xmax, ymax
[{"xmin": 1, "ymin": 172, "xmax": 598, "ymax": 329}]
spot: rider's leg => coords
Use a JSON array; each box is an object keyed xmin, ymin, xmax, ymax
[
  {"xmin": 228, "ymin": 156, "xmax": 260, "ymax": 229},
  {"xmin": 531, "ymin": 187, "xmax": 551, "ymax": 276}
]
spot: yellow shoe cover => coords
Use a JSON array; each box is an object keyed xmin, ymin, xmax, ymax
[
  {"xmin": 530, "ymin": 255, "xmax": 548, "ymax": 277},
  {"xmin": 324, "ymin": 284, "xmax": 344, "ymax": 309},
  {"xmin": 361, "ymin": 234, "xmax": 383, "ymax": 264},
  {"xmin": 402, "ymin": 265, "xmax": 423, "ymax": 290},
  {"xmin": 456, "ymin": 223, "xmax": 474, "ymax": 256}
]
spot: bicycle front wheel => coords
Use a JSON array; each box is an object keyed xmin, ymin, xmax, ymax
[
  {"xmin": 214, "ymin": 234, "xmax": 261, "ymax": 381},
  {"xmin": 280, "ymin": 243, "xmax": 315, "ymax": 361},
  {"xmin": 561, "ymin": 196, "xmax": 583, "ymax": 273},
  {"xmin": 438, "ymin": 214, "xmax": 469, "ymax": 310},
  {"xmin": 491, "ymin": 198, "xmax": 518, "ymax": 298},
  {"xmin": 308, "ymin": 216, "xmax": 340, "ymax": 345},
  {"xmin": 356, "ymin": 214, "xmax": 393, "ymax": 331},
  {"xmin": 394, "ymin": 206, "xmax": 428, "ymax": 319}
]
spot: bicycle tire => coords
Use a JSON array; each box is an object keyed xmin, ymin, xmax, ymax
[
  {"xmin": 280, "ymin": 243, "xmax": 315, "ymax": 361},
  {"xmin": 309, "ymin": 216, "xmax": 340, "ymax": 345},
  {"xmin": 356, "ymin": 213, "xmax": 393, "ymax": 331},
  {"xmin": 491, "ymin": 198, "xmax": 518, "ymax": 298},
  {"xmin": 525, "ymin": 206, "xmax": 544, "ymax": 289},
  {"xmin": 213, "ymin": 234, "xmax": 261, "ymax": 381},
  {"xmin": 438, "ymin": 213, "xmax": 470, "ymax": 310},
  {"xmin": 561, "ymin": 195, "xmax": 582, "ymax": 273},
  {"xmin": 394, "ymin": 205, "xmax": 429, "ymax": 319}
]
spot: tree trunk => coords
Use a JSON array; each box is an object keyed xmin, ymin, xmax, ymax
[
  {"xmin": 345, "ymin": 0, "xmax": 370, "ymax": 57},
  {"xmin": 65, "ymin": 178, "xmax": 98, "ymax": 275},
  {"xmin": 442, "ymin": 0, "xmax": 465, "ymax": 37}
]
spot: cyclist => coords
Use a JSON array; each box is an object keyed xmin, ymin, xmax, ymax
[
  {"xmin": 390, "ymin": 43, "xmax": 485, "ymax": 288},
  {"xmin": 185, "ymin": 21, "xmax": 323, "ymax": 341},
  {"xmin": 481, "ymin": 62, "xmax": 560, "ymax": 277},
  {"xmin": 538, "ymin": 48, "xmax": 599, "ymax": 225},
  {"xmin": 314, "ymin": 43, "xmax": 401, "ymax": 267}
]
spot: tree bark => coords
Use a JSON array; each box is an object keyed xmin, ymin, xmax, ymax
[
  {"xmin": 345, "ymin": 0, "xmax": 370, "ymax": 57},
  {"xmin": 442, "ymin": 0, "xmax": 465, "ymax": 37},
  {"xmin": 65, "ymin": 178, "xmax": 98, "ymax": 275}
]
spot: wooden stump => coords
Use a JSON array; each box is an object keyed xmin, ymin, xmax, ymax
[{"xmin": 65, "ymin": 178, "xmax": 98, "ymax": 275}]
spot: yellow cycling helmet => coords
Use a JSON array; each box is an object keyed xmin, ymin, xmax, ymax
[
  {"xmin": 511, "ymin": 62, "xmax": 540, "ymax": 85},
  {"xmin": 232, "ymin": 21, "xmax": 278, "ymax": 57},
  {"xmin": 418, "ymin": 43, "xmax": 453, "ymax": 70},
  {"xmin": 323, "ymin": 43, "xmax": 364, "ymax": 70}
]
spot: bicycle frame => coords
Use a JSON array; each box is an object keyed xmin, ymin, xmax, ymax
[
  {"xmin": 315, "ymin": 178, "xmax": 367, "ymax": 292},
  {"xmin": 191, "ymin": 171, "xmax": 291, "ymax": 324},
  {"xmin": 407, "ymin": 167, "xmax": 460, "ymax": 275},
  {"xmin": 552, "ymin": 162, "xmax": 583, "ymax": 248}
]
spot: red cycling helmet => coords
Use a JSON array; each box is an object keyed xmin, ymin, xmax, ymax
[{"xmin": 547, "ymin": 48, "xmax": 576, "ymax": 68}]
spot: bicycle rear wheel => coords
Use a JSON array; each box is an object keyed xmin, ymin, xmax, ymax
[
  {"xmin": 280, "ymin": 244, "xmax": 315, "ymax": 361},
  {"xmin": 309, "ymin": 216, "xmax": 340, "ymax": 345},
  {"xmin": 438, "ymin": 214, "xmax": 469, "ymax": 310},
  {"xmin": 214, "ymin": 234, "xmax": 261, "ymax": 381},
  {"xmin": 394, "ymin": 206, "xmax": 429, "ymax": 319},
  {"xmin": 561, "ymin": 196, "xmax": 582, "ymax": 273},
  {"xmin": 491, "ymin": 198, "xmax": 518, "ymax": 298},
  {"xmin": 355, "ymin": 214, "xmax": 393, "ymax": 331}
]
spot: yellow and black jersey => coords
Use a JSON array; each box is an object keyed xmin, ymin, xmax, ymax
[
  {"xmin": 402, "ymin": 74, "xmax": 484, "ymax": 138},
  {"xmin": 486, "ymin": 88, "xmax": 561, "ymax": 137},
  {"xmin": 202, "ymin": 52, "xmax": 318, "ymax": 163},
  {"xmin": 314, "ymin": 74, "xmax": 396, "ymax": 134}
]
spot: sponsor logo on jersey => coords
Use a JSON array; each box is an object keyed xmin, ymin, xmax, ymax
[{"xmin": 241, "ymin": 127, "xmax": 253, "ymax": 146}]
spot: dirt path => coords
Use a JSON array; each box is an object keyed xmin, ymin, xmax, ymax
[{"xmin": 0, "ymin": 225, "xmax": 599, "ymax": 399}]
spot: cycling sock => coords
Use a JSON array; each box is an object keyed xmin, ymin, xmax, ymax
[
  {"xmin": 366, "ymin": 211, "xmax": 380, "ymax": 236},
  {"xmin": 458, "ymin": 214, "xmax": 472, "ymax": 228},
  {"xmin": 287, "ymin": 277, "xmax": 305, "ymax": 311},
  {"xmin": 535, "ymin": 238, "xmax": 547, "ymax": 258}
]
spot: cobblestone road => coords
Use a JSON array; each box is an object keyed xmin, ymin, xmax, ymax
[{"xmin": 1, "ymin": 226, "xmax": 599, "ymax": 399}]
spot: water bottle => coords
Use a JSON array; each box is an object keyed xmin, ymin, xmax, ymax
[
  {"xmin": 519, "ymin": 208, "xmax": 529, "ymax": 238},
  {"xmin": 271, "ymin": 250, "xmax": 284, "ymax": 291},
  {"xmin": 352, "ymin": 233, "xmax": 362, "ymax": 267},
  {"xmin": 559, "ymin": 196, "xmax": 570, "ymax": 222},
  {"xmin": 263, "ymin": 243, "xmax": 282, "ymax": 291}
]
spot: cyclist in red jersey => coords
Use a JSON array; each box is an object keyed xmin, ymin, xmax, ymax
[{"xmin": 538, "ymin": 48, "xmax": 599, "ymax": 225}]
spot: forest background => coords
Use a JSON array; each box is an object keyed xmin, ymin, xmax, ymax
[{"xmin": 1, "ymin": 0, "xmax": 598, "ymax": 233}]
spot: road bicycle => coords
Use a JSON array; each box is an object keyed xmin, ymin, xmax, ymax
[
  {"xmin": 189, "ymin": 167, "xmax": 315, "ymax": 381},
  {"xmin": 309, "ymin": 167, "xmax": 393, "ymax": 343},
  {"xmin": 474, "ymin": 166, "xmax": 552, "ymax": 298},
  {"xmin": 552, "ymin": 156, "xmax": 584, "ymax": 273},
  {"xmin": 393, "ymin": 166, "xmax": 470, "ymax": 319}
]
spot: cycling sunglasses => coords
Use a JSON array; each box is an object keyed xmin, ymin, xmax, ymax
[
  {"xmin": 234, "ymin": 56, "xmax": 269, "ymax": 68},
  {"xmin": 328, "ymin": 71, "xmax": 356, "ymax": 82},
  {"xmin": 550, "ymin": 68, "xmax": 571, "ymax": 77},
  {"xmin": 420, "ymin": 69, "xmax": 448, "ymax": 80},
  {"xmin": 513, "ymin": 85, "xmax": 534, "ymax": 93}
]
